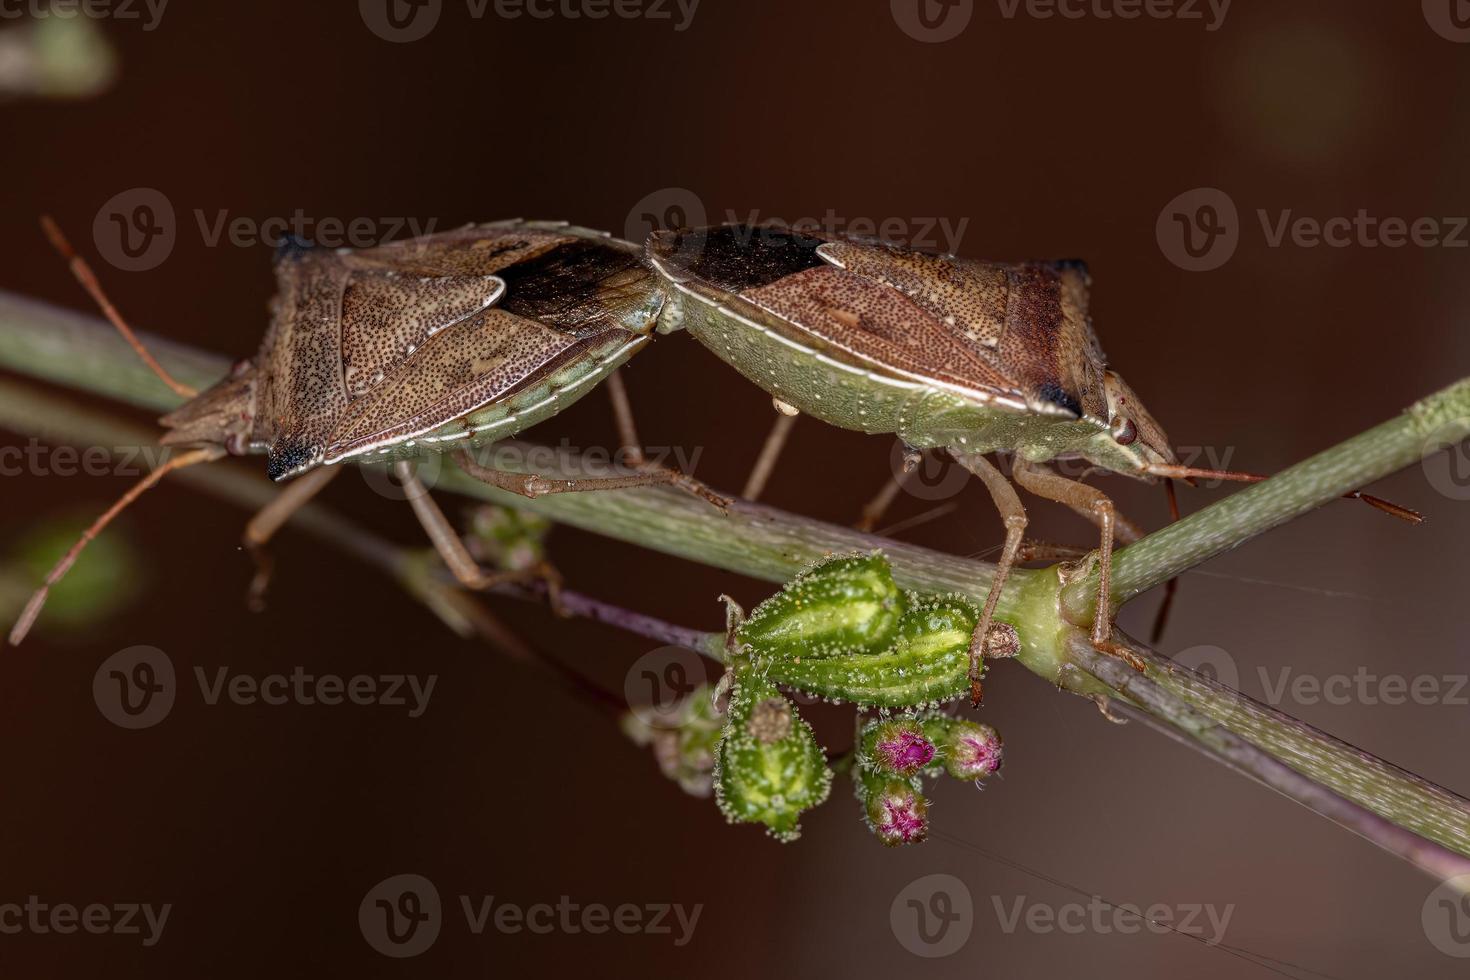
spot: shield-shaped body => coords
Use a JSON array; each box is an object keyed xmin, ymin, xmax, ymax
[
  {"xmin": 161, "ymin": 221, "xmax": 664, "ymax": 480},
  {"xmin": 645, "ymin": 224, "xmax": 1172, "ymax": 476}
]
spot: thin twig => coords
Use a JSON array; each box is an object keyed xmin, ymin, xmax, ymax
[
  {"xmin": 3, "ymin": 292, "xmax": 1470, "ymax": 880},
  {"xmin": 1065, "ymin": 633, "xmax": 1470, "ymax": 889}
]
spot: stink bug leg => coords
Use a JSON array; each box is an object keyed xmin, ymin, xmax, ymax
[
  {"xmin": 950, "ymin": 452, "xmax": 1029, "ymax": 702},
  {"xmin": 453, "ymin": 449, "xmax": 730, "ymax": 510},
  {"xmin": 741, "ymin": 401, "xmax": 799, "ymax": 502},
  {"xmin": 602, "ymin": 367, "xmax": 732, "ymax": 510},
  {"xmin": 242, "ymin": 465, "xmax": 344, "ymax": 610},
  {"xmin": 394, "ymin": 461, "xmax": 566, "ymax": 610},
  {"xmin": 1010, "ymin": 458, "xmax": 1147, "ymax": 671}
]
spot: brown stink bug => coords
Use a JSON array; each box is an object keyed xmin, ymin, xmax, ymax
[{"xmin": 10, "ymin": 218, "xmax": 724, "ymax": 645}]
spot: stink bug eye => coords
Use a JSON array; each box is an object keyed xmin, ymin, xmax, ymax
[{"xmin": 1114, "ymin": 418, "xmax": 1139, "ymax": 446}]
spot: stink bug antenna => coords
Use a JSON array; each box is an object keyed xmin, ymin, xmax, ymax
[
  {"xmin": 1148, "ymin": 478, "xmax": 1182, "ymax": 644},
  {"xmin": 1143, "ymin": 463, "xmax": 1424, "ymax": 525},
  {"xmin": 40, "ymin": 215, "xmax": 199, "ymax": 400},
  {"xmin": 8, "ymin": 446, "xmax": 225, "ymax": 646}
]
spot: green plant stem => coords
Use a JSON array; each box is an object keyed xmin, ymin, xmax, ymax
[
  {"xmin": 1066, "ymin": 635, "xmax": 1470, "ymax": 887},
  {"xmin": 1062, "ymin": 378, "xmax": 1470, "ymax": 624},
  {"xmin": 4, "ymin": 292, "xmax": 1470, "ymax": 882}
]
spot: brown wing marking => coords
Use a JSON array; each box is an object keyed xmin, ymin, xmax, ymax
[
  {"xmin": 817, "ymin": 241, "xmax": 1107, "ymax": 420},
  {"xmin": 339, "ymin": 271, "xmax": 506, "ymax": 397},
  {"xmin": 345, "ymin": 224, "xmax": 576, "ymax": 277},
  {"xmin": 816, "ymin": 240, "xmax": 1010, "ymax": 351},
  {"xmin": 259, "ymin": 248, "xmax": 352, "ymax": 480},
  {"xmin": 740, "ymin": 265, "xmax": 1019, "ymax": 398},
  {"xmin": 324, "ymin": 308, "xmax": 602, "ymax": 461},
  {"xmin": 996, "ymin": 262, "xmax": 1107, "ymax": 419}
]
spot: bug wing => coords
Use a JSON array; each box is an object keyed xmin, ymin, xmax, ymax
[
  {"xmin": 321, "ymin": 226, "xmax": 662, "ymax": 464},
  {"xmin": 817, "ymin": 240, "xmax": 1108, "ymax": 421},
  {"xmin": 649, "ymin": 225, "xmax": 1020, "ymax": 402},
  {"xmin": 322, "ymin": 308, "xmax": 634, "ymax": 462},
  {"xmin": 257, "ymin": 223, "xmax": 657, "ymax": 480},
  {"xmin": 740, "ymin": 265, "xmax": 1018, "ymax": 398}
]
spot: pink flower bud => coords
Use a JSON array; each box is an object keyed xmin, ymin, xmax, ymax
[
  {"xmin": 945, "ymin": 721, "xmax": 1003, "ymax": 780},
  {"xmin": 864, "ymin": 780, "xmax": 929, "ymax": 846}
]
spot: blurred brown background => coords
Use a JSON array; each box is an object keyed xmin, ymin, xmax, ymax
[{"xmin": 2, "ymin": 0, "xmax": 1469, "ymax": 975}]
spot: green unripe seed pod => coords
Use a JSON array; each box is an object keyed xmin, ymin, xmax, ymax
[
  {"xmin": 714, "ymin": 670, "xmax": 832, "ymax": 842},
  {"xmin": 763, "ymin": 594, "xmax": 982, "ymax": 708},
  {"xmin": 736, "ymin": 552, "xmax": 906, "ymax": 661}
]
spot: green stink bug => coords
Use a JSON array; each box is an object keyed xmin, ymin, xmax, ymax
[{"xmin": 644, "ymin": 223, "xmax": 1417, "ymax": 698}]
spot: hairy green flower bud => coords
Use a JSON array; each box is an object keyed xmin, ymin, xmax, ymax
[
  {"xmin": 621, "ymin": 683, "xmax": 724, "ymax": 797},
  {"xmin": 466, "ymin": 504, "xmax": 551, "ymax": 572},
  {"xmin": 763, "ymin": 594, "xmax": 981, "ymax": 708},
  {"xmin": 715, "ymin": 671, "xmax": 832, "ymax": 842},
  {"xmin": 736, "ymin": 552, "xmax": 906, "ymax": 661}
]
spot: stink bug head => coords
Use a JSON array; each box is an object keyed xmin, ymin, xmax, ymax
[
  {"xmin": 1075, "ymin": 368, "xmax": 1178, "ymax": 480},
  {"xmin": 158, "ymin": 358, "xmax": 259, "ymax": 457}
]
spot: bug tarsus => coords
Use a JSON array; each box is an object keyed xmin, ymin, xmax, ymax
[{"xmin": 39, "ymin": 215, "xmax": 199, "ymax": 400}]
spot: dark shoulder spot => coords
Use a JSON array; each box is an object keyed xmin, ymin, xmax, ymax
[
  {"xmin": 267, "ymin": 441, "xmax": 320, "ymax": 481},
  {"xmin": 668, "ymin": 225, "xmax": 828, "ymax": 293},
  {"xmin": 1035, "ymin": 380, "xmax": 1082, "ymax": 417},
  {"xmin": 496, "ymin": 238, "xmax": 650, "ymax": 330}
]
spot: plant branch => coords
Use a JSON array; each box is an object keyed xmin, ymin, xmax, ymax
[
  {"xmin": 4, "ymin": 291, "xmax": 1470, "ymax": 881},
  {"xmin": 1065, "ymin": 634, "xmax": 1470, "ymax": 888},
  {"xmin": 1061, "ymin": 380, "xmax": 1470, "ymax": 623}
]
